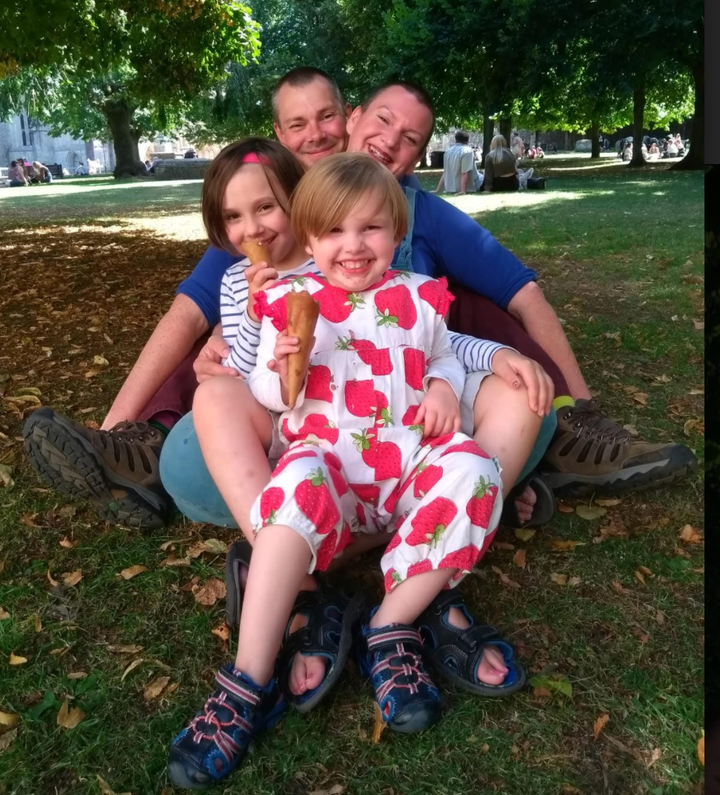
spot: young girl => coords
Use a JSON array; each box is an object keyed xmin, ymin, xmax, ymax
[{"xmin": 168, "ymin": 153, "xmax": 547, "ymax": 788}]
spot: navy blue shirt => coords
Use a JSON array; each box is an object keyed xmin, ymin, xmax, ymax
[{"xmin": 178, "ymin": 188, "xmax": 536, "ymax": 328}]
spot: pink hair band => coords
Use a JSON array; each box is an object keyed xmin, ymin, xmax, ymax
[{"xmin": 241, "ymin": 152, "xmax": 271, "ymax": 165}]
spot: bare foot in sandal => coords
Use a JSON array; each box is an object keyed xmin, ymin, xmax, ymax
[
  {"xmin": 287, "ymin": 611, "xmax": 328, "ymax": 696},
  {"xmin": 514, "ymin": 484, "xmax": 537, "ymax": 524},
  {"xmin": 448, "ymin": 606, "xmax": 509, "ymax": 685}
]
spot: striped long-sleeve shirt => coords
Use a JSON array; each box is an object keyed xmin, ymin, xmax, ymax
[{"xmin": 220, "ymin": 258, "xmax": 511, "ymax": 380}]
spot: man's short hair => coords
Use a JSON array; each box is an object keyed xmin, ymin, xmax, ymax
[
  {"xmin": 272, "ymin": 67, "xmax": 345, "ymax": 125},
  {"xmin": 455, "ymin": 131, "xmax": 470, "ymax": 144},
  {"xmin": 361, "ymin": 78, "xmax": 435, "ymax": 151}
]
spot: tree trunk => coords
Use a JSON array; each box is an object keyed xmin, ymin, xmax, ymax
[
  {"xmin": 629, "ymin": 80, "xmax": 647, "ymax": 168},
  {"xmin": 482, "ymin": 107, "xmax": 494, "ymax": 161},
  {"xmin": 499, "ymin": 117, "xmax": 512, "ymax": 146},
  {"xmin": 590, "ymin": 119, "xmax": 600, "ymax": 159},
  {"xmin": 102, "ymin": 99, "xmax": 146, "ymax": 178},
  {"xmin": 673, "ymin": 58, "xmax": 704, "ymax": 170}
]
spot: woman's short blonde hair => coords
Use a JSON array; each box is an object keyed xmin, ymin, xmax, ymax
[
  {"xmin": 489, "ymin": 134, "xmax": 507, "ymax": 151},
  {"xmin": 290, "ymin": 153, "xmax": 408, "ymax": 248}
]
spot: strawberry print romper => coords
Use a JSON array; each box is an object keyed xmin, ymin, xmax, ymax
[{"xmin": 247, "ymin": 271, "xmax": 503, "ymax": 592}]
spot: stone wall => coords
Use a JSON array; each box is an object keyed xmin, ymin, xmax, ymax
[{"xmin": 153, "ymin": 158, "xmax": 212, "ymax": 180}]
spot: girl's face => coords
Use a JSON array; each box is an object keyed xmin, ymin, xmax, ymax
[
  {"xmin": 223, "ymin": 164, "xmax": 297, "ymax": 265},
  {"xmin": 307, "ymin": 190, "xmax": 399, "ymax": 293}
]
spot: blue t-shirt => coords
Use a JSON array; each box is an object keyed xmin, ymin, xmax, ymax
[{"xmin": 178, "ymin": 187, "xmax": 536, "ymax": 328}]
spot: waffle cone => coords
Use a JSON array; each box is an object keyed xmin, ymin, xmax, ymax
[
  {"xmin": 240, "ymin": 239, "xmax": 272, "ymax": 266},
  {"xmin": 286, "ymin": 291, "xmax": 319, "ymax": 408}
]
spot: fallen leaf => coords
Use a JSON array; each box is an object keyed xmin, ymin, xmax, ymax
[
  {"xmin": 698, "ymin": 733, "xmax": 705, "ymax": 767},
  {"xmin": 550, "ymin": 539, "xmax": 586, "ymax": 552},
  {"xmin": 556, "ymin": 502, "xmax": 575, "ymax": 514},
  {"xmin": 0, "ymin": 607, "xmax": 9, "ymax": 620},
  {"xmin": 59, "ymin": 537, "xmax": 76, "ymax": 549},
  {"xmin": 93, "ymin": 355, "xmax": 109, "ymax": 366},
  {"xmin": 180, "ymin": 576, "xmax": 200, "ymax": 592},
  {"xmin": 96, "ymin": 775, "xmax": 132, "ymax": 795},
  {"xmin": 692, "ymin": 319, "xmax": 704, "ymax": 330},
  {"xmin": 603, "ymin": 331, "xmax": 621, "ymax": 343},
  {"xmin": 0, "ymin": 463, "xmax": 14, "ymax": 488},
  {"xmin": 192, "ymin": 578, "xmax": 227, "ymax": 606},
  {"xmin": 638, "ymin": 565, "xmax": 654, "ymax": 578},
  {"xmin": 623, "ymin": 424, "xmax": 639, "ymax": 436},
  {"xmin": 491, "ymin": 566, "xmax": 521, "ymax": 589},
  {"xmin": 492, "ymin": 541, "xmax": 515, "ymax": 550},
  {"xmin": 107, "ymin": 644, "xmax": 143, "ymax": 654},
  {"xmin": 56, "ymin": 698, "xmax": 85, "ymax": 729},
  {"xmin": 203, "ymin": 538, "xmax": 227, "ymax": 555},
  {"xmin": 84, "ymin": 369, "xmax": 101, "ymax": 379},
  {"xmin": 58, "ymin": 505, "xmax": 77, "ymax": 519},
  {"xmin": 67, "ymin": 671, "xmax": 88, "ymax": 680},
  {"xmin": 47, "ymin": 569, "xmax": 59, "ymax": 587},
  {"xmin": 632, "ymin": 392, "xmax": 648, "ymax": 406},
  {"xmin": 560, "ymin": 786, "xmax": 583, "ymax": 795},
  {"xmin": 0, "ymin": 728, "xmax": 17, "ymax": 752},
  {"xmin": 372, "ymin": 701, "xmax": 386, "ymax": 744},
  {"xmin": 117, "ymin": 565, "xmax": 148, "ymax": 580},
  {"xmin": 20, "ymin": 513, "xmax": 40, "ymax": 528},
  {"xmin": 160, "ymin": 555, "xmax": 191, "ymax": 567},
  {"xmin": 0, "ymin": 711, "xmax": 20, "ymax": 730},
  {"xmin": 62, "ymin": 569, "xmax": 83, "ymax": 587},
  {"xmin": 634, "ymin": 569, "xmax": 646, "ymax": 585},
  {"xmin": 32, "ymin": 613, "xmax": 42, "ymax": 632},
  {"xmin": 529, "ymin": 674, "xmax": 573, "ymax": 697},
  {"xmin": 646, "ymin": 747, "xmax": 662, "ymax": 768},
  {"xmin": 655, "ymin": 610, "xmax": 665, "ymax": 625},
  {"xmin": 514, "ymin": 528, "xmax": 536, "ymax": 542},
  {"xmin": 611, "ymin": 581, "xmax": 629, "ymax": 596},
  {"xmin": 675, "ymin": 546, "xmax": 691, "ymax": 559},
  {"xmin": 187, "ymin": 541, "xmax": 208, "ymax": 559},
  {"xmin": 50, "ymin": 646, "xmax": 70, "ymax": 657},
  {"xmin": 144, "ymin": 675, "xmax": 171, "ymax": 700},
  {"xmin": 212, "ymin": 623, "xmax": 231, "ymax": 643},
  {"xmin": 533, "ymin": 686, "xmax": 552, "ymax": 698},
  {"xmin": 158, "ymin": 538, "xmax": 182, "ymax": 551},
  {"xmin": 679, "ymin": 524, "xmax": 703, "ymax": 544},
  {"xmin": 9, "ymin": 652, "xmax": 27, "ymax": 665},
  {"xmin": 568, "ymin": 576, "xmax": 582, "ymax": 587},
  {"xmin": 593, "ymin": 713, "xmax": 609, "ymax": 740},
  {"xmin": 575, "ymin": 505, "xmax": 607, "ymax": 521},
  {"xmin": 121, "ymin": 658, "xmax": 145, "ymax": 681},
  {"xmin": 550, "ymin": 573, "xmax": 568, "ymax": 585},
  {"xmin": 683, "ymin": 418, "xmax": 704, "ymax": 437},
  {"xmin": 513, "ymin": 549, "xmax": 527, "ymax": 569},
  {"xmin": 595, "ymin": 498, "xmax": 621, "ymax": 507}
]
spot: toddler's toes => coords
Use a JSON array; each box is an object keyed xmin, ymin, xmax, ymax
[
  {"xmin": 476, "ymin": 645, "xmax": 509, "ymax": 686},
  {"xmin": 289, "ymin": 652, "xmax": 326, "ymax": 695}
]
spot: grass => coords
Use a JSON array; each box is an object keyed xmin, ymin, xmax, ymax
[{"xmin": 0, "ymin": 154, "xmax": 704, "ymax": 795}]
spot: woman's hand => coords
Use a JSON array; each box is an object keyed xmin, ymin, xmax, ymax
[
  {"xmin": 246, "ymin": 260, "xmax": 279, "ymax": 321},
  {"xmin": 416, "ymin": 378, "xmax": 461, "ymax": 438},
  {"xmin": 194, "ymin": 335, "xmax": 241, "ymax": 383},
  {"xmin": 490, "ymin": 348, "xmax": 554, "ymax": 417}
]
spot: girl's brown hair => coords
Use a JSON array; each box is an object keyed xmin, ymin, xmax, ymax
[
  {"xmin": 202, "ymin": 137, "xmax": 305, "ymax": 252},
  {"xmin": 290, "ymin": 153, "xmax": 408, "ymax": 248}
]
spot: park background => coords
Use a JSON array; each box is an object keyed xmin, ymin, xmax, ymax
[{"xmin": 0, "ymin": 2, "xmax": 705, "ymax": 794}]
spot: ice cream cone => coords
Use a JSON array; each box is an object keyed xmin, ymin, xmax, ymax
[
  {"xmin": 286, "ymin": 291, "xmax": 319, "ymax": 408},
  {"xmin": 240, "ymin": 239, "xmax": 272, "ymax": 266}
]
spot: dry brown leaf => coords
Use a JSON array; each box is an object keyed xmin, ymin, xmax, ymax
[
  {"xmin": 158, "ymin": 538, "xmax": 182, "ymax": 551},
  {"xmin": 203, "ymin": 538, "xmax": 228, "ymax": 555},
  {"xmin": 655, "ymin": 610, "xmax": 665, "ymax": 626},
  {"xmin": 93, "ymin": 355, "xmax": 109, "ymax": 366},
  {"xmin": 513, "ymin": 549, "xmax": 527, "ymax": 569},
  {"xmin": 0, "ymin": 711, "xmax": 20, "ymax": 730},
  {"xmin": 212, "ymin": 623, "xmax": 231, "ymax": 643},
  {"xmin": 550, "ymin": 539, "xmax": 586, "ymax": 552},
  {"xmin": 593, "ymin": 713, "xmax": 609, "ymax": 740},
  {"xmin": 493, "ymin": 541, "xmax": 515, "ymax": 550},
  {"xmin": 49, "ymin": 646, "xmax": 70, "ymax": 657},
  {"xmin": 698, "ymin": 733, "xmax": 705, "ymax": 767},
  {"xmin": 20, "ymin": 513, "xmax": 40, "ymax": 528},
  {"xmin": 47, "ymin": 568, "xmax": 59, "ymax": 587},
  {"xmin": 32, "ymin": 613, "xmax": 42, "ymax": 632},
  {"xmin": 575, "ymin": 505, "xmax": 607, "ymax": 521},
  {"xmin": 0, "ymin": 607, "xmax": 9, "ymax": 620},
  {"xmin": 62, "ymin": 569, "xmax": 83, "ymax": 587},
  {"xmin": 632, "ymin": 392, "xmax": 648, "ymax": 406},
  {"xmin": 180, "ymin": 576, "xmax": 200, "ymax": 592},
  {"xmin": 67, "ymin": 671, "xmax": 88, "ymax": 680},
  {"xmin": 679, "ymin": 524, "xmax": 703, "ymax": 544},
  {"xmin": 623, "ymin": 423, "xmax": 639, "ymax": 436},
  {"xmin": 560, "ymin": 786, "xmax": 583, "ymax": 795},
  {"xmin": 144, "ymin": 675, "xmax": 171, "ymax": 700},
  {"xmin": 0, "ymin": 464, "xmax": 14, "ymax": 489},
  {"xmin": 0, "ymin": 728, "xmax": 17, "ymax": 752},
  {"xmin": 84, "ymin": 369, "xmax": 101, "ymax": 379},
  {"xmin": 117, "ymin": 565, "xmax": 148, "ymax": 580},
  {"xmin": 121, "ymin": 658, "xmax": 145, "ymax": 681},
  {"xmin": 165, "ymin": 682, "xmax": 179, "ymax": 697},
  {"xmin": 646, "ymin": 747, "xmax": 662, "ymax": 768},
  {"xmin": 634, "ymin": 569, "xmax": 646, "ymax": 585},
  {"xmin": 595, "ymin": 498, "xmax": 621, "ymax": 507},
  {"xmin": 191, "ymin": 578, "xmax": 227, "ymax": 606},
  {"xmin": 160, "ymin": 555, "xmax": 191, "ymax": 567},
  {"xmin": 59, "ymin": 537, "xmax": 76, "ymax": 549},
  {"xmin": 556, "ymin": 502, "xmax": 575, "ymax": 514},
  {"xmin": 550, "ymin": 573, "xmax": 568, "ymax": 586},
  {"xmin": 692, "ymin": 318, "xmax": 704, "ymax": 330},
  {"xmin": 107, "ymin": 644, "xmax": 143, "ymax": 654},
  {"xmin": 96, "ymin": 775, "xmax": 132, "ymax": 795},
  {"xmin": 56, "ymin": 698, "xmax": 85, "ymax": 729},
  {"xmin": 568, "ymin": 576, "xmax": 582, "ymax": 587},
  {"xmin": 491, "ymin": 566, "xmax": 521, "ymax": 589},
  {"xmin": 533, "ymin": 686, "xmax": 552, "ymax": 699},
  {"xmin": 638, "ymin": 565, "xmax": 654, "ymax": 578},
  {"xmin": 9, "ymin": 652, "xmax": 27, "ymax": 665},
  {"xmin": 372, "ymin": 701, "xmax": 386, "ymax": 744},
  {"xmin": 514, "ymin": 528, "xmax": 536, "ymax": 542},
  {"xmin": 187, "ymin": 541, "xmax": 208, "ymax": 559}
]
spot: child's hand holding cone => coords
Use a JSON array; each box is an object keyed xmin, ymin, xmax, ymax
[{"xmin": 241, "ymin": 240, "xmax": 277, "ymax": 321}]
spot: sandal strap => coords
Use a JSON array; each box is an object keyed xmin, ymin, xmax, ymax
[
  {"xmin": 215, "ymin": 667, "xmax": 262, "ymax": 707},
  {"xmin": 281, "ymin": 586, "xmax": 349, "ymax": 659},
  {"xmin": 366, "ymin": 625, "xmax": 423, "ymax": 654}
]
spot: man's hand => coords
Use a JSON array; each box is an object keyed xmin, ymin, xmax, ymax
[
  {"xmin": 490, "ymin": 348, "xmax": 554, "ymax": 417},
  {"xmin": 246, "ymin": 260, "xmax": 279, "ymax": 321},
  {"xmin": 416, "ymin": 378, "xmax": 461, "ymax": 438},
  {"xmin": 194, "ymin": 335, "xmax": 240, "ymax": 383}
]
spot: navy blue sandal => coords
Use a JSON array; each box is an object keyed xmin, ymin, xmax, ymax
[
  {"xmin": 416, "ymin": 590, "xmax": 526, "ymax": 697},
  {"xmin": 167, "ymin": 664, "xmax": 284, "ymax": 790},
  {"xmin": 357, "ymin": 619, "xmax": 442, "ymax": 733}
]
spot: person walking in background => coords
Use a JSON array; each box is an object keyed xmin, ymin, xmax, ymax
[
  {"xmin": 511, "ymin": 132, "xmax": 525, "ymax": 161},
  {"xmin": 431, "ymin": 130, "xmax": 483, "ymax": 195},
  {"xmin": 483, "ymin": 135, "xmax": 533, "ymax": 192}
]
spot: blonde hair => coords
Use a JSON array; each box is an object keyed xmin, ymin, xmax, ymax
[
  {"xmin": 489, "ymin": 135, "xmax": 508, "ymax": 164},
  {"xmin": 290, "ymin": 153, "xmax": 408, "ymax": 248}
]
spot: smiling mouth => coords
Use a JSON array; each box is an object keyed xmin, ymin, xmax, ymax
[
  {"xmin": 368, "ymin": 144, "xmax": 392, "ymax": 165},
  {"xmin": 336, "ymin": 259, "xmax": 372, "ymax": 273}
]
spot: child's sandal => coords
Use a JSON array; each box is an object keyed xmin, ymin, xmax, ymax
[
  {"xmin": 167, "ymin": 664, "xmax": 285, "ymax": 790},
  {"xmin": 416, "ymin": 590, "xmax": 526, "ymax": 697},
  {"xmin": 357, "ymin": 619, "xmax": 442, "ymax": 733}
]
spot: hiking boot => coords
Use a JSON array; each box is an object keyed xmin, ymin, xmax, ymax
[
  {"xmin": 23, "ymin": 407, "xmax": 169, "ymax": 529},
  {"xmin": 540, "ymin": 399, "xmax": 698, "ymax": 496}
]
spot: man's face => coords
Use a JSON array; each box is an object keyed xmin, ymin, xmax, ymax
[
  {"xmin": 274, "ymin": 78, "xmax": 349, "ymax": 169},
  {"xmin": 346, "ymin": 85, "xmax": 433, "ymax": 177}
]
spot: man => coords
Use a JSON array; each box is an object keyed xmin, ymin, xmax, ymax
[
  {"xmin": 431, "ymin": 130, "xmax": 483, "ymax": 195},
  {"xmin": 24, "ymin": 68, "xmax": 696, "ymax": 530}
]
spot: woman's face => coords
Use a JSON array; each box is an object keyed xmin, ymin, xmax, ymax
[{"xmin": 223, "ymin": 164, "xmax": 297, "ymax": 265}]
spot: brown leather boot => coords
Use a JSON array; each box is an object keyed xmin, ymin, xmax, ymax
[
  {"xmin": 24, "ymin": 407, "xmax": 169, "ymax": 529},
  {"xmin": 541, "ymin": 399, "xmax": 698, "ymax": 496}
]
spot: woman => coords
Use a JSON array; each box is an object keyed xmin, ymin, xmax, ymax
[
  {"xmin": 7, "ymin": 160, "xmax": 28, "ymax": 187},
  {"xmin": 483, "ymin": 135, "xmax": 533, "ymax": 192},
  {"xmin": 31, "ymin": 160, "xmax": 53, "ymax": 183}
]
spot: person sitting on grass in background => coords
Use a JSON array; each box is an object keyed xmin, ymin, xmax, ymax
[
  {"xmin": 7, "ymin": 160, "xmax": 28, "ymax": 187},
  {"xmin": 431, "ymin": 130, "xmax": 483, "ymax": 195},
  {"xmin": 483, "ymin": 134, "xmax": 534, "ymax": 192},
  {"xmin": 168, "ymin": 151, "xmax": 531, "ymax": 789},
  {"xmin": 31, "ymin": 160, "xmax": 53, "ymax": 183}
]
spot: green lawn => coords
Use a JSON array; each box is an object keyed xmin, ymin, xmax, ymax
[{"xmin": 0, "ymin": 155, "xmax": 704, "ymax": 795}]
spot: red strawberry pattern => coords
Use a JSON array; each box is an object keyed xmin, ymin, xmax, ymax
[
  {"xmin": 305, "ymin": 365, "xmax": 333, "ymax": 402},
  {"xmin": 405, "ymin": 497, "xmax": 458, "ymax": 547},
  {"xmin": 316, "ymin": 529, "xmax": 338, "ymax": 570},
  {"xmin": 273, "ymin": 449, "xmax": 317, "ymax": 476},
  {"xmin": 375, "ymin": 284, "xmax": 417, "ymax": 329},
  {"xmin": 345, "ymin": 380, "xmax": 376, "ymax": 417},
  {"xmin": 465, "ymin": 476, "xmax": 498, "ymax": 527},
  {"xmin": 403, "ymin": 347, "xmax": 426, "ymax": 390},
  {"xmin": 438, "ymin": 544, "xmax": 480, "ymax": 572},
  {"xmin": 336, "ymin": 335, "xmax": 393, "ymax": 376},
  {"xmin": 259, "ymin": 486, "xmax": 285, "ymax": 526},
  {"xmin": 442, "ymin": 440, "xmax": 490, "ymax": 458},
  {"xmin": 384, "ymin": 567, "xmax": 403, "ymax": 592},
  {"xmin": 413, "ymin": 464, "xmax": 443, "ymax": 498},
  {"xmin": 294, "ymin": 469, "xmax": 340, "ymax": 535},
  {"xmin": 373, "ymin": 392, "xmax": 393, "ymax": 427},
  {"xmin": 294, "ymin": 414, "xmax": 339, "ymax": 444},
  {"xmin": 323, "ymin": 451, "xmax": 342, "ymax": 470},
  {"xmin": 314, "ymin": 283, "xmax": 365, "ymax": 322},
  {"xmin": 355, "ymin": 502, "xmax": 367, "ymax": 526},
  {"xmin": 406, "ymin": 559, "xmax": 434, "ymax": 578},
  {"xmin": 418, "ymin": 277, "xmax": 454, "ymax": 317},
  {"xmin": 328, "ymin": 466, "xmax": 349, "ymax": 497},
  {"xmin": 336, "ymin": 522, "xmax": 354, "ymax": 554},
  {"xmin": 372, "ymin": 440, "xmax": 402, "ymax": 481},
  {"xmin": 385, "ymin": 531, "xmax": 403, "ymax": 553},
  {"xmin": 349, "ymin": 483, "xmax": 380, "ymax": 507}
]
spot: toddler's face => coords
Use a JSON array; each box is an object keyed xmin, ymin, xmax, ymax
[
  {"xmin": 223, "ymin": 164, "xmax": 295, "ymax": 263},
  {"xmin": 307, "ymin": 190, "xmax": 399, "ymax": 293}
]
